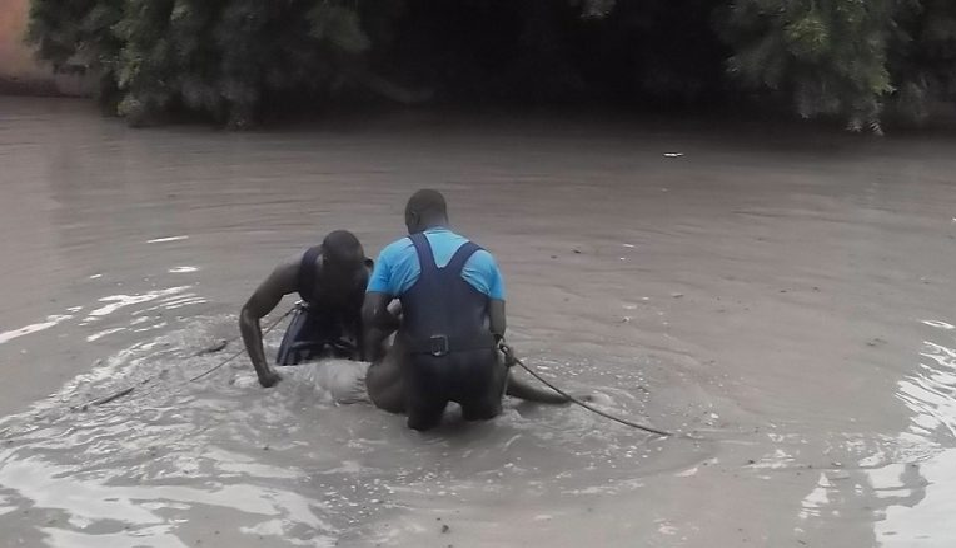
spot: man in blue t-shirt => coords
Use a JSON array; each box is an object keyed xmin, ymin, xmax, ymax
[{"xmin": 363, "ymin": 189, "xmax": 515, "ymax": 431}]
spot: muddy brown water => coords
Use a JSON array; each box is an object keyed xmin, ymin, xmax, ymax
[{"xmin": 0, "ymin": 97, "xmax": 954, "ymax": 547}]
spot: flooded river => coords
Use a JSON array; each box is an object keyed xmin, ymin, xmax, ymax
[{"xmin": 0, "ymin": 97, "xmax": 954, "ymax": 547}]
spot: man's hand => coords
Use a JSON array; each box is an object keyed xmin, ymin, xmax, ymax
[
  {"xmin": 498, "ymin": 341, "xmax": 518, "ymax": 367},
  {"xmin": 257, "ymin": 368, "xmax": 282, "ymax": 388}
]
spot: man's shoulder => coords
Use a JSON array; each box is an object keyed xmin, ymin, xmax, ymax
[
  {"xmin": 382, "ymin": 236, "xmax": 413, "ymax": 253},
  {"xmin": 375, "ymin": 236, "xmax": 414, "ymax": 266},
  {"xmin": 466, "ymin": 247, "xmax": 499, "ymax": 271}
]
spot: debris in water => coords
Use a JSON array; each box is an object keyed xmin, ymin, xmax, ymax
[
  {"xmin": 671, "ymin": 293, "xmax": 684, "ymax": 299},
  {"xmin": 263, "ymin": 445, "xmax": 270, "ymax": 451},
  {"xmin": 572, "ymin": 248, "xmax": 582, "ymax": 254},
  {"xmin": 551, "ymin": 254, "xmax": 557, "ymax": 259},
  {"xmin": 441, "ymin": 524, "xmax": 450, "ymax": 534},
  {"xmin": 623, "ymin": 243, "xmax": 635, "ymax": 248},
  {"xmin": 746, "ymin": 459, "xmax": 756, "ymax": 465},
  {"xmin": 196, "ymin": 340, "xmax": 228, "ymax": 355},
  {"xmin": 663, "ymin": 152, "xmax": 684, "ymax": 158}
]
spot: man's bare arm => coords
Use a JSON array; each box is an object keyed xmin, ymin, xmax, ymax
[
  {"xmin": 240, "ymin": 260, "xmax": 298, "ymax": 387},
  {"xmin": 489, "ymin": 299, "xmax": 506, "ymax": 341},
  {"xmin": 362, "ymin": 291, "xmax": 395, "ymax": 362}
]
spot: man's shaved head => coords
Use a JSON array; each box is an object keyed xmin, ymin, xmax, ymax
[
  {"xmin": 405, "ymin": 189, "xmax": 448, "ymax": 234},
  {"xmin": 322, "ymin": 230, "xmax": 364, "ymax": 272}
]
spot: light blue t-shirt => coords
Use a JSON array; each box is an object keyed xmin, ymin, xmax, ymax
[{"xmin": 367, "ymin": 227, "xmax": 505, "ymax": 300}]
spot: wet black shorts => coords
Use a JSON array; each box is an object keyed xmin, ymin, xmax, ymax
[
  {"xmin": 403, "ymin": 348, "xmax": 506, "ymax": 431},
  {"xmin": 276, "ymin": 306, "xmax": 358, "ymax": 365}
]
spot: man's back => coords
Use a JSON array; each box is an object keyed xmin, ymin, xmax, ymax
[{"xmin": 367, "ymin": 227, "xmax": 505, "ymax": 302}]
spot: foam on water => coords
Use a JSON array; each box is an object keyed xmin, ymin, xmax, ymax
[{"xmin": 0, "ymin": 317, "xmax": 670, "ymax": 547}]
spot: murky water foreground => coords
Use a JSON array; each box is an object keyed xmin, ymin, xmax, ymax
[{"xmin": 0, "ymin": 97, "xmax": 955, "ymax": 547}]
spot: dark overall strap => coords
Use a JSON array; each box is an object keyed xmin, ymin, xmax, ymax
[
  {"xmin": 297, "ymin": 245, "xmax": 322, "ymax": 303},
  {"xmin": 409, "ymin": 233, "xmax": 436, "ymax": 274},
  {"xmin": 444, "ymin": 241, "xmax": 481, "ymax": 277},
  {"xmin": 405, "ymin": 234, "xmax": 494, "ymax": 355},
  {"xmin": 408, "ymin": 234, "xmax": 480, "ymax": 278}
]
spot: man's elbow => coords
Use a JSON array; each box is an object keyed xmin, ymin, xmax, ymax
[
  {"xmin": 239, "ymin": 300, "xmax": 264, "ymax": 329},
  {"xmin": 489, "ymin": 300, "xmax": 507, "ymax": 336}
]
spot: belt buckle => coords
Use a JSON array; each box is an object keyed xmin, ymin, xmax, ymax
[{"xmin": 429, "ymin": 334, "xmax": 449, "ymax": 357}]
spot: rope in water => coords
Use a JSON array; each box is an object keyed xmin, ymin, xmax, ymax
[
  {"xmin": 501, "ymin": 344, "xmax": 674, "ymax": 437},
  {"xmin": 76, "ymin": 308, "xmax": 295, "ymax": 409},
  {"xmin": 77, "ymin": 306, "xmax": 676, "ymax": 439}
]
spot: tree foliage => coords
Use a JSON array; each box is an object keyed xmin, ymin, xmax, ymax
[{"xmin": 25, "ymin": 0, "xmax": 956, "ymax": 129}]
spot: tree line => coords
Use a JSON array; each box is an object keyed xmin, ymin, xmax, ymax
[{"xmin": 26, "ymin": 0, "xmax": 956, "ymax": 130}]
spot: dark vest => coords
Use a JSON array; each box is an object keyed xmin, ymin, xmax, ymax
[
  {"xmin": 399, "ymin": 233, "xmax": 496, "ymax": 356},
  {"xmin": 296, "ymin": 245, "xmax": 367, "ymax": 341}
]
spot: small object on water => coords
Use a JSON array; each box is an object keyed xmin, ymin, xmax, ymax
[
  {"xmin": 671, "ymin": 293, "xmax": 683, "ymax": 299},
  {"xmin": 623, "ymin": 243, "xmax": 635, "ymax": 248},
  {"xmin": 622, "ymin": 317, "xmax": 631, "ymax": 323},
  {"xmin": 551, "ymin": 255, "xmax": 558, "ymax": 259},
  {"xmin": 663, "ymin": 152, "xmax": 684, "ymax": 158},
  {"xmin": 441, "ymin": 525, "xmax": 450, "ymax": 534},
  {"xmin": 746, "ymin": 459, "xmax": 756, "ymax": 465},
  {"xmin": 263, "ymin": 445, "xmax": 270, "ymax": 451},
  {"xmin": 197, "ymin": 340, "xmax": 228, "ymax": 355},
  {"xmin": 572, "ymin": 248, "xmax": 582, "ymax": 254}
]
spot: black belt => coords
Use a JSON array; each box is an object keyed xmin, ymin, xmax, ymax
[{"xmin": 405, "ymin": 333, "xmax": 497, "ymax": 357}]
